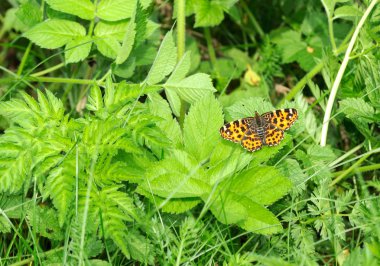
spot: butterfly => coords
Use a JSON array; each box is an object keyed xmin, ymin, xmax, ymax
[{"xmin": 220, "ymin": 108, "xmax": 298, "ymax": 152}]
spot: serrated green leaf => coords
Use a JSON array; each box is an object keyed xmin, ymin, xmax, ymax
[
  {"xmin": 94, "ymin": 21, "xmax": 130, "ymax": 41},
  {"xmin": 145, "ymin": 30, "xmax": 177, "ymax": 85},
  {"xmin": 165, "ymin": 89, "xmax": 181, "ymax": 117},
  {"xmin": 95, "ymin": 37, "xmax": 120, "ymax": 59},
  {"xmin": 164, "ymin": 73, "xmax": 216, "ymax": 103},
  {"xmin": 193, "ymin": 0, "xmax": 225, "ymax": 27},
  {"xmin": 45, "ymin": 0, "xmax": 95, "ymax": 20},
  {"xmin": 116, "ymin": 16, "xmax": 136, "ymax": 64},
  {"xmin": 208, "ymin": 190, "xmax": 282, "ymax": 234},
  {"xmin": 140, "ymin": 149, "xmax": 211, "ymax": 198},
  {"xmin": 339, "ymin": 98, "xmax": 375, "ymax": 122},
  {"xmin": 96, "ymin": 0, "xmax": 136, "ymax": 21},
  {"xmin": 23, "ymin": 19, "xmax": 86, "ymax": 49},
  {"xmin": 166, "ymin": 51, "xmax": 192, "ymax": 83},
  {"xmin": 184, "ymin": 94, "xmax": 223, "ymax": 162},
  {"xmin": 65, "ymin": 36, "xmax": 92, "ymax": 63},
  {"xmin": 87, "ymin": 84, "xmax": 104, "ymax": 112},
  {"xmin": 224, "ymin": 97, "xmax": 274, "ymax": 121},
  {"xmin": 228, "ymin": 166, "xmax": 292, "ymax": 205}
]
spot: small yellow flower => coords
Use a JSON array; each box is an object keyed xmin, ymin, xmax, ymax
[{"xmin": 244, "ymin": 64, "xmax": 261, "ymax": 86}]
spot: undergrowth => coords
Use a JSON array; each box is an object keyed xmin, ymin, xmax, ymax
[{"xmin": 0, "ymin": 0, "xmax": 379, "ymax": 265}]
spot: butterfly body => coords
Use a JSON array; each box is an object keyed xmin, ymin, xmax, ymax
[{"xmin": 220, "ymin": 108, "xmax": 298, "ymax": 152}]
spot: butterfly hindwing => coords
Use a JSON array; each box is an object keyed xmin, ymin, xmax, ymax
[
  {"xmin": 241, "ymin": 129, "xmax": 263, "ymax": 151},
  {"xmin": 264, "ymin": 123, "xmax": 284, "ymax": 146}
]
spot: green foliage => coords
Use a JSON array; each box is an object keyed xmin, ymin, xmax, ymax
[{"xmin": 2, "ymin": 0, "xmax": 380, "ymax": 265}]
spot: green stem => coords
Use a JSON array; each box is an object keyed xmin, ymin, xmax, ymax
[
  {"xmin": 204, "ymin": 27, "xmax": 218, "ymax": 76},
  {"xmin": 320, "ymin": 0, "xmax": 379, "ymax": 147},
  {"xmin": 333, "ymin": 163, "xmax": 380, "ymax": 178},
  {"xmin": 240, "ymin": 0, "xmax": 264, "ymax": 38},
  {"xmin": 30, "ymin": 63, "xmax": 65, "ymax": 77},
  {"xmin": 17, "ymin": 42, "xmax": 32, "ymax": 76},
  {"xmin": 9, "ymin": 247, "xmax": 64, "ymax": 266},
  {"xmin": 176, "ymin": 0, "xmax": 186, "ymax": 60},
  {"xmin": 280, "ymin": 60, "xmax": 324, "ymax": 104},
  {"xmin": 175, "ymin": 0, "xmax": 187, "ymax": 127}
]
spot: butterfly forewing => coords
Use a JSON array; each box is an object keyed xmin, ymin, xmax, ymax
[
  {"xmin": 219, "ymin": 117, "xmax": 253, "ymax": 143},
  {"xmin": 262, "ymin": 108, "xmax": 298, "ymax": 131}
]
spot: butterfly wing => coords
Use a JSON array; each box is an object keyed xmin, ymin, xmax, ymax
[
  {"xmin": 220, "ymin": 117, "xmax": 254, "ymax": 143},
  {"xmin": 262, "ymin": 108, "xmax": 298, "ymax": 131},
  {"xmin": 241, "ymin": 129, "xmax": 263, "ymax": 151},
  {"xmin": 264, "ymin": 123, "xmax": 284, "ymax": 146}
]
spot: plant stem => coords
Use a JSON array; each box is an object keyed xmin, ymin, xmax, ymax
[
  {"xmin": 175, "ymin": 0, "xmax": 187, "ymax": 127},
  {"xmin": 240, "ymin": 0, "xmax": 264, "ymax": 38},
  {"xmin": 176, "ymin": 0, "xmax": 186, "ymax": 60},
  {"xmin": 320, "ymin": 0, "xmax": 379, "ymax": 147},
  {"xmin": 30, "ymin": 63, "xmax": 65, "ymax": 77},
  {"xmin": 17, "ymin": 42, "xmax": 32, "ymax": 76},
  {"xmin": 280, "ymin": 60, "xmax": 324, "ymax": 104}
]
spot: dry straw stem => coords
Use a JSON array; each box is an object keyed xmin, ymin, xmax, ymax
[{"xmin": 320, "ymin": 0, "xmax": 378, "ymax": 146}]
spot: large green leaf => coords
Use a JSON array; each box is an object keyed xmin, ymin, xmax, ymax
[
  {"xmin": 23, "ymin": 19, "xmax": 86, "ymax": 49},
  {"xmin": 45, "ymin": 0, "xmax": 95, "ymax": 20},
  {"xmin": 145, "ymin": 30, "xmax": 177, "ymax": 85},
  {"xmin": 96, "ymin": 0, "xmax": 136, "ymax": 21},
  {"xmin": 184, "ymin": 94, "xmax": 224, "ymax": 163}
]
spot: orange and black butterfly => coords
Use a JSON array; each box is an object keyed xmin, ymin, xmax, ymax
[{"xmin": 220, "ymin": 108, "xmax": 298, "ymax": 152}]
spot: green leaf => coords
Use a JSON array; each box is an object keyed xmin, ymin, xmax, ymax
[
  {"xmin": 208, "ymin": 190, "xmax": 282, "ymax": 234},
  {"xmin": 45, "ymin": 0, "xmax": 95, "ymax": 20},
  {"xmin": 140, "ymin": 149, "xmax": 211, "ymax": 198},
  {"xmin": 116, "ymin": 12, "xmax": 136, "ymax": 64},
  {"xmin": 193, "ymin": 0, "xmax": 225, "ymax": 27},
  {"xmin": 165, "ymin": 89, "xmax": 181, "ymax": 117},
  {"xmin": 87, "ymin": 84, "xmax": 104, "ymax": 112},
  {"xmin": 94, "ymin": 21, "xmax": 130, "ymax": 41},
  {"xmin": 333, "ymin": 5, "xmax": 363, "ymax": 20},
  {"xmin": 166, "ymin": 51, "xmax": 192, "ymax": 83},
  {"xmin": 339, "ymin": 98, "xmax": 375, "ymax": 122},
  {"xmin": 184, "ymin": 94, "xmax": 223, "ymax": 162},
  {"xmin": 164, "ymin": 73, "xmax": 216, "ymax": 104},
  {"xmin": 95, "ymin": 37, "xmax": 120, "ymax": 59},
  {"xmin": 23, "ymin": 19, "xmax": 86, "ymax": 49},
  {"xmin": 15, "ymin": 0, "xmax": 42, "ymax": 28},
  {"xmin": 96, "ymin": 0, "xmax": 136, "ymax": 21},
  {"xmin": 224, "ymin": 97, "xmax": 274, "ymax": 121},
  {"xmin": 145, "ymin": 30, "xmax": 177, "ymax": 85},
  {"xmin": 65, "ymin": 36, "xmax": 92, "ymax": 63},
  {"xmin": 228, "ymin": 166, "xmax": 292, "ymax": 205}
]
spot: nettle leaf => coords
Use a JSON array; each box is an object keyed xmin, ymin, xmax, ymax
[
  {"xmin": 96, "ymin": 0, "xmax": 137, "ymax": 21},
  {"xmin": 184, "ymin": 94, "xmax": 224, "ymax": 163},
  {"xmin": 95, "ymin": 37, "xmax": 121, "ymax": 59},
  {"xmin": 164, "ymin": 73, "xmax": 216, "ymax": 104},
  {"xmin": 208, "ymin": 190, "xmax": 282, "ymax": 234},
  {"xmin": 227, "ymin": 166, "xmax": 292, "ymax": 206},
  {"xmin": 65, "ymin": 36, "xmax": 92, "ymax": 64},
  {"xmin": 207, "ymin": 141, "xmax": 253, "ymax": 184},
  {"xmin": 146, "ymin": 30, "xmax": 177, "ymax": 85},
  {"xmin": 23, "ymin": 19, "xmax": 86, "ymax": 49},
  {"xmin": 139, "ymin": 149, "xmax": 211, "ymax": 198},
  {"xmin": 147, "ymin": 93, "xmax": 182, "ymax": 148},
  {"xmin": 45, "ymin": 0, "xmax": 95, "ymax": 20},
  {"xmin": 278, "ymin": 159, "xmax": 307, "ymax": 195}
]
